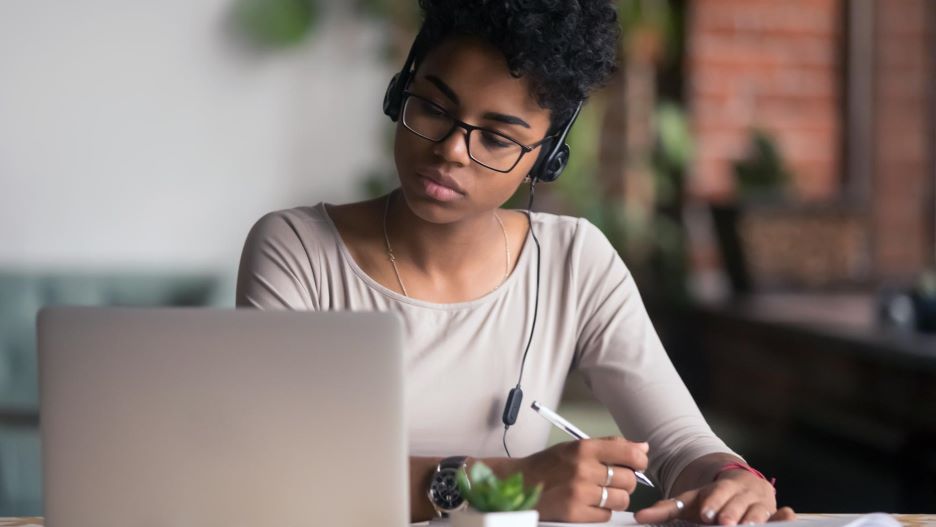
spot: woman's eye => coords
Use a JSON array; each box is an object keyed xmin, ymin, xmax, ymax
[
  {"xmin": 480, "ymin": 131, "xmax": 512, "ymax": 149},
  {"xmin": 419, "ymin": 101, "xmax": 447, "ymax": 117}
]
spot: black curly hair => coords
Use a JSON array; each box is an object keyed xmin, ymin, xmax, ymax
[{"xmin": 415, "ymin": 0, "xmax": 620, "ymax": 126}]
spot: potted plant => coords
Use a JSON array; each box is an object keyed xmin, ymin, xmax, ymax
[{"xmin": 450, "ymin": 461, "xmax": 543, "ymax": 527}]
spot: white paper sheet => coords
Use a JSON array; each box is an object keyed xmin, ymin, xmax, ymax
[{"xmin": 421, "ymin": 511, "xmax": 902, "ymax": 527}]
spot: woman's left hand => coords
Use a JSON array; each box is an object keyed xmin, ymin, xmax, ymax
[{"xmin": 634, "ymin": 469, "xmax": 795, "ymax": 525}]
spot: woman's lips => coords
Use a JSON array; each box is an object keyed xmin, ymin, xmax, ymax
[{"xmin": 418, "ymin": 174, "xmax": 464, "ymax": 202}]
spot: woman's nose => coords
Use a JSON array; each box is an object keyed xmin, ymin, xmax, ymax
[{"xmin": 431, "ymin": 126, "xmax": 471, "ymax": 167}]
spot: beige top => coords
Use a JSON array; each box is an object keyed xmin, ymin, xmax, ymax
[{"xmin": 235, "ymin": 203, "xmax": 737, "ymax": 497}]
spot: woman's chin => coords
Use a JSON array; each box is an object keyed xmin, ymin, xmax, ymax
[{"xmin": 397, "ymin": 183, "xmax": 468, "ymax": 224}]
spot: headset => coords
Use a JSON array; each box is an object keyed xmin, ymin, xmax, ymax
[{"xmin": 383, "ymin": 26, "xmax": 584, "ymax": 456}]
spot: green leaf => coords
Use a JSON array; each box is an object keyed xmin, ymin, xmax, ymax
[
  {"xmin": 459, "ymin": 462, "xmax": 542, "ymax": 512},
  {"xmin": 456, "ymin": 468, "xmax": 472, "ymax": 497},
  {"xmin": 506, "ymin": 491, "xmax": 526, "ymax": 511},
  {"xmin": 491, "ymin": 496, "xmax": 509, "ymax": 511},
  {"xmin": 517, "ymin": 483, "xmax": 543, "ymax": 511},
  {"xmin": 470, "ymin": 462, "xmax": 495, "ymax": 484},
  {"xmin": 469, "ymin": 490, "xmax": 491, "ymax": 512},
  {"xmin": 502, "ymin": 472, "xmax": 523, "ymax": 496}
]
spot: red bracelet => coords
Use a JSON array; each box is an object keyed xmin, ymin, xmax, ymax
[{"xmin": 715, "ymin": 462, "xmax": 777, "ymax": 492}]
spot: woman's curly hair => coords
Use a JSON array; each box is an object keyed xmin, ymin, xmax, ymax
[{"xmin": 416, "ymin": 0, "xmax": 620, "ymax": 125}]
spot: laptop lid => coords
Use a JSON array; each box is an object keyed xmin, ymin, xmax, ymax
[{"xmin": 38, "ymin": 307, "xmax": 407, "ymax": 527}]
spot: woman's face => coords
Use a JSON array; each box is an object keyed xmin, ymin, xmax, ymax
[{"xmin": 393, "ymin": 35, "xmax": 553, "ymax": 224}]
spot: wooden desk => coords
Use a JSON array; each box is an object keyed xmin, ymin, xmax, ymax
[{"xmin": 2, "ymin": 514, "xmax": 934, "ymax": 526}]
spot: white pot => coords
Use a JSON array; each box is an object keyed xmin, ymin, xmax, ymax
[{"xmin": 450, "ymin": 509, "xmax": 539, "ymax": 527}]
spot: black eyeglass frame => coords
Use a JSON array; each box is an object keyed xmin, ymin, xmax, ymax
[{"xmin": 400, "ymin": 91, "xmax": 556, "ymax": 173}]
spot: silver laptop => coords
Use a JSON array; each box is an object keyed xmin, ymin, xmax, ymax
[{"xmin": 38, "ymin": 307, "xmax": 408, "ymax": 527}]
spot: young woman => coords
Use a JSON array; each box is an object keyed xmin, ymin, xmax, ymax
[{"xmin": 236, "ymin": 0, "xmax": 795, "ymax": 524}]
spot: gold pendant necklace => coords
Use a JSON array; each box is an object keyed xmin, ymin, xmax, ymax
[{"xmin": 382, "ymin": 190, "xmax": 509, "ymax": 298}]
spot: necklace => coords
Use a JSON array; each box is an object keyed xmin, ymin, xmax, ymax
[{"xmin": 382, "ymin": 190, "xmax": 510, "ymax": 298}]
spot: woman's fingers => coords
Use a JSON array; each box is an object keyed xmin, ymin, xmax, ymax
[
  {"xmin": 697, "ymin": 480, "xmax": 740, "ymax": 523},
  {"xmin": 769, "ymin": 507, "xmax": 796, "ymax": 522},
  {"xmin": 717, "ymin": 492, "xmax": 757, "ymax": 526},
  {"xmin": 591, "ymin": 437, "xmax": 650, "ymax": 473},
  {"xmin": 590, "ymin": 460, "xmax": 638, "ymax": 493},
  {"xmin": 739, "ymin": 503, "xmax": 773, "ymax": 525},
  {"xmin": 597, "ymin": 487, "xmax": 631, "ymax": 512},
  {"xmin": 634, "ymin": 490, "xmax": 697, "ymax": 524},
  {"xmin": 543, "ymin": 482, "xmax": 625, "ymax": 524}
]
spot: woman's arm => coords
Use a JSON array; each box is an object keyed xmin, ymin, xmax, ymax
[
  {"xmin": 568, "ymin": 220, "xmax": 795, "ymax": 524},
  {"xmin": 410, "ymin": 457, "xmax": 444, "ymax": 522},
  {"xmin": 571, "ymin": 220, "xmax": 738, "ymax": 494},
  {"xmin": 635, "ymin": 453, "xmax": 796, "ymax": 525}
]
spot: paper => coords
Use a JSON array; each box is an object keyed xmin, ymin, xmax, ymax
[
  {"xmin": 423, "ymin": 512, "xmax": 902, "ymax": 527},
  {"xmin": 539, "ymin": 511, "xmax": 640, "ymax": 526},
  {"xmin": 539, "ymin": 512, "xmax": 901, "ymax": 527}
]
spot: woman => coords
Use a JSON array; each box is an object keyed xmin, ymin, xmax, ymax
[{"xmin": 236, "ymin": 0, "xmax": 795, "ymax": 524}]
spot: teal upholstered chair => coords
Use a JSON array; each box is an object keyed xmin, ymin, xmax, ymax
[{"xmin": 0, "ymin": 271, "xmax": 231, "ymax": 516}]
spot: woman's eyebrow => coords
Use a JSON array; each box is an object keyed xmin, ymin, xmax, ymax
[
  {"xmin": 424, "ymin": 74, "xmax": 532, "ymax": 129},
  {"xmin": 482, "ymin": 112, "xmax": 531, "ymax": 129},
  {"xmin": 425, "ymin": 75, "xmax": 460, "ymax": 104}
]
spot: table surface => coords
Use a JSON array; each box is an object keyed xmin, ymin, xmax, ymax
[{"xmin": 1, "ymin": 514, "xmax": 933, "ymax": 527}]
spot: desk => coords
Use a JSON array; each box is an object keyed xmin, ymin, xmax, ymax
[{"xmin": 1, "ymin": 515, "xmax": 934, "ymax": 526}]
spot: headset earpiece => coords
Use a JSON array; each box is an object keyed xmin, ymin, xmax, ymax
[
  {"xmin": 539, "ymin": 144, "xmax": 570, "ymax": 183},
  {"xmin": 383, "ymin": 29, "xmax": 428, "ymax": 123},
  {"xmin": 383, "ymin": 73, "xmax": 403, "ymax": 122},
  {"xmin": 528, "ymin": 101, "xmax": 583, "ymax": 183}
]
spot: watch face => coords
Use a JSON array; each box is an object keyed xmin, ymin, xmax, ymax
[{"xmin": 430, "ymin": 467, "xmax": 464, "ymax": 510}]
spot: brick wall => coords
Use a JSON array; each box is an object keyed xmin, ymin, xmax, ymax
[
  {"xmin": 870, "ymin": 0, "xmax": 935, "ymax": 280},
  {"xmin": 685, "ymin": 0, "xmax": 935, "ymax": 286},
  {"xmin": 686, "ymin": 0, "xmax": 843, "ymax": 203}
]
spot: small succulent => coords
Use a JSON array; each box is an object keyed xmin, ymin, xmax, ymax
[{"xmin": 456, "ymin": 461, "xmax": 543, "ymax": 513}]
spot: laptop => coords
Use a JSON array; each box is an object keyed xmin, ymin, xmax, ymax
[{"xmin": 37, "ymin": 307, "xmax": 408, "ymax": 527}]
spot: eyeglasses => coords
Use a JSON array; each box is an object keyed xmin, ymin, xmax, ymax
[{"xmin": 400, "ymin": 91, "xmax": 554, "ymax": 173}]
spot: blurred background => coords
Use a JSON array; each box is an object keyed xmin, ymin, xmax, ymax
[{"xmin": 0, "ymin": 0, "xmax": 934, "ymax": 517}]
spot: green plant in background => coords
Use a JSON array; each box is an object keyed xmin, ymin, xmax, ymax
[
  {"xmin": 232, "ymin": 0, "xmax": 320, "ymax": 48},
  {"xmin": 733, "ymin": 129, "xmax": 791, "ymax": 200},
  {"xmin": 548, "ymin": 96, "xmax": 607, "ymax": 224},
  {"xmin": 455, "ymin": 462, "xmax": 542, "ymax": 513}
]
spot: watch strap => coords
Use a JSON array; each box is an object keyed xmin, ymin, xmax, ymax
[{"xmin": 439, "ymin": 455, "xmax": 468, "ymax": 471}]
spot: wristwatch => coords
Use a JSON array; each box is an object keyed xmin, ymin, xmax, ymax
[{"xmin": 427, "ymin": 455, "xmax": 469, "ymax": 517}]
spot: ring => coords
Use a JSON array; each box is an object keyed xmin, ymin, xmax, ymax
[
  {"xmin": 598, "ymin": 486, "xmax": 609, "ymax": 509},
  {"xmin": 604, "ymin": 464, "xmax": 614, "ymax": 486},
  {"xmin": 672, "ymin": 498, "xmax": 685, "ymax": 512}
]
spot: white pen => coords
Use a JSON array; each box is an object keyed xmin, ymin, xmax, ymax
[{"xmin": 531, "ymin": 400, "xmax": 654, "ymax": 488}]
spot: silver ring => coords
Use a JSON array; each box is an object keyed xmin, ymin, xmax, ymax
[
  {"xmin": 673, "ymin": 498, "xmax": 685, "ymax": 512},
  {"xmin": 604, "ymin": 464, "xmax": 614, "ymax": 486},
  {"xmin": 598, "ymin": 486, "xmax": 609, "ymax": 509}
]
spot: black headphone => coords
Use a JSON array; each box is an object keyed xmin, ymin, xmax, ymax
[
  {"xmin": 383, "ymin": 28, "xmax": 583, "ymax": 184},
  {"xmin": 384, "ymin": 27, "xmax": 585, "ymax": 456}
]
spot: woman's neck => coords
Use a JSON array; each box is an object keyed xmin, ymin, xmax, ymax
[{"xmin": 384, "ymin": 190, "xmax": 504, "ymax": 281}]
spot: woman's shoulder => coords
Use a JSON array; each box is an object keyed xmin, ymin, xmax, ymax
[
  {"xmin": 244, "ymin": 204, "xmax": 335, "ymax": 247},
  {"xmin": 520, "ymin": 210, "xmax": 611, "ymax": 253}
]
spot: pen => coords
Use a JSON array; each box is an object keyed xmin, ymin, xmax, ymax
[{"xmin": 531, "ymin": 400, "xmax": 654, "ymax": 488}]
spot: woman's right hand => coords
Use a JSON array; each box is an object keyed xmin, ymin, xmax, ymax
[{"xmin": 506, "ymin": 437, "xmax": 650, "ymax": 523}]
